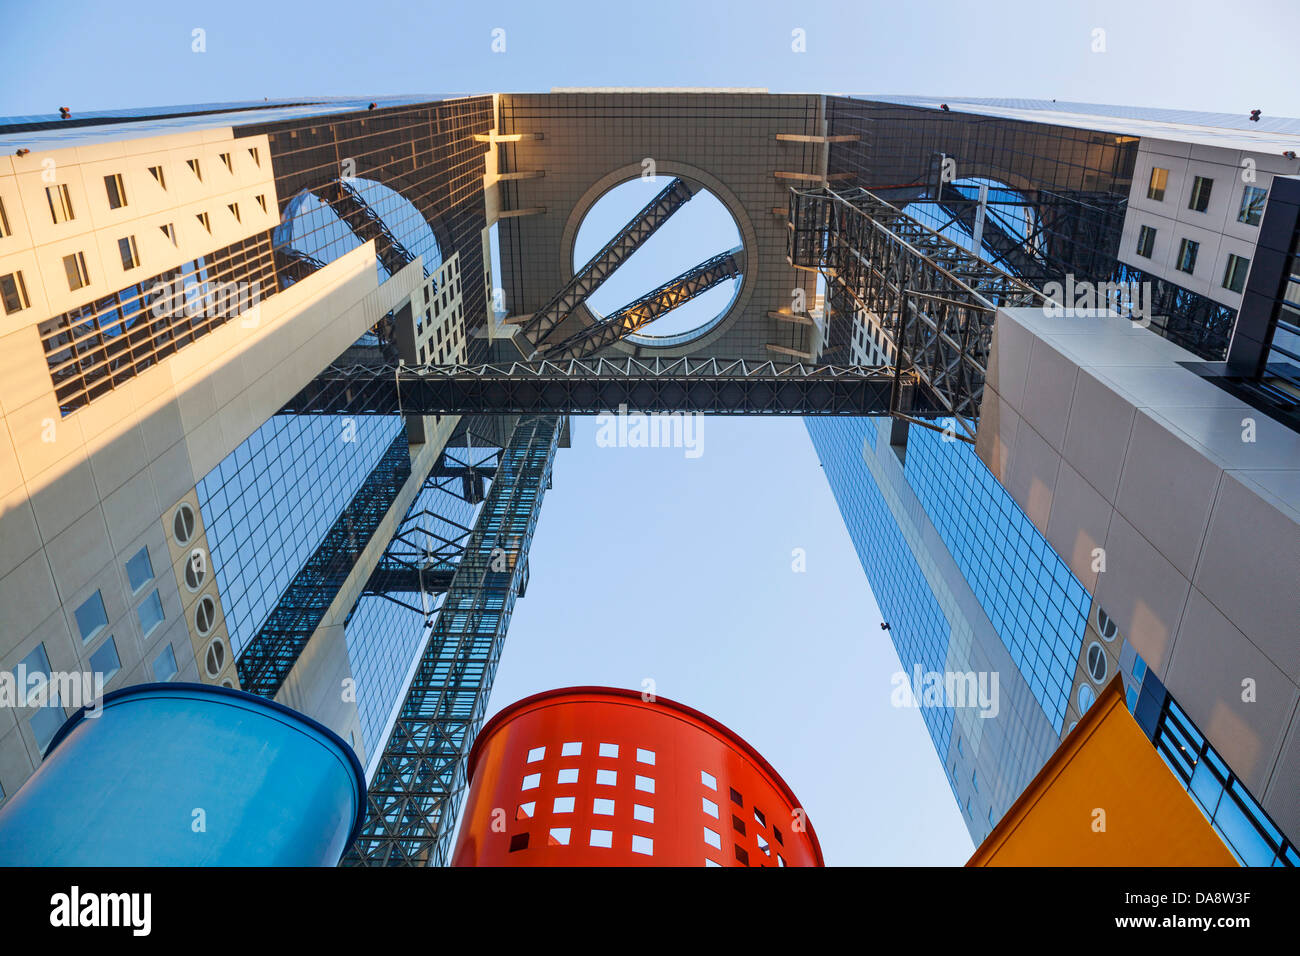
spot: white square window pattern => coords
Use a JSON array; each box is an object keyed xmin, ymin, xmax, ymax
[
  {"xmin": 633, "ymin": 804, "xmax": 654, "ymax": 824},
  {"xmin": 557, "ymin": 768, "xmax": 579, "ymax": 784},
  {"xmin": 631, "ymin": 835, "xmax": 653, "ymax": 856},
  {"xmin": 598, "ymin": 742, "xmax": 618, "ymax": 758},
  {"xmin": 561, "ymin": 741, "xmax": 582, "ymax": 756},
  {"xmin": 595, "ymin": 769, "xmax": 617, "ymax": 786},
  {"xmin": 636, "ymin": 748, "xmax": 655, "ymax": 765},
  {"xmin": 593, "ymin": 798, "xmax": 615, "ymax": 816},
  {"xmin": 703, "ymin": 797, "xmax": 719, "ymax": 818},
  {"xmin": 521, "ymin": 773, "xmax": 541, "ymax": 791},
  {"xmin": 589, "ymin": 829, "xmax": 613, "ymax": 849},
  {"xmin": 704, "ymin": 826, "xmax": 722, "ymax": 849},
  {"xmin": 548, "ymin": 827, "xmax": 571, "ymax": 846},
  {"xmin": 635, "ymin": 775, "xmax": 655, "ymax": 794},
  {"xmin": 526, "ymin": 746, "xmax": 545, "ymax": 762},
  {"xmin": 701, "ymin": 770, "xmax": 717, "ymax": 790},
  {"xmin": 552, "ymin": 796, "xmax": 575, "ymax": 814}
]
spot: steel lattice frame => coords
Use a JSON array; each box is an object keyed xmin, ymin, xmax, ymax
[
  {"xmin": 282, "ymin": 357, "xmax": 907, "ymax": 417},
  {"xmin": 539, "ymin": 246, "xmax": 745, "ymax": 359},
  {"xmin": 520, "ymin": 177, "xmax": 695, "ymax": 347},
  {"xmin": 788, "ymin": 185, "xmax": 1048, "ymax": 440},
  {"xmin": 342, "ymin": 415, "xmax": 560, "ymax": 866}
]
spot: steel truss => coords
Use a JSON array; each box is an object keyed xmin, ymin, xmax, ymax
[
  {"xmin": 343, "ymin": 415, "xmax": 561, "ymax": 866},
  {"xmin": 282, "ymin": 357, "xmax": 909, "ymax": 417},
  {"xmin": 539, "ymin": 246, "xmax": 745, "ymax": 359},
  {"xmin": 236, "ymin": 431, "xmax": 413, "ymax": 698},
  {"xmin": 788, "ymin": 185, "xmax": 1047, "ymax": 439},
  {"xmin": 520, "ymin": 177, "xmax": 695, "ymax": 347}
]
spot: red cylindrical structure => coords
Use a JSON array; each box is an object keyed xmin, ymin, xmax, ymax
[{"xmin": 452, "ymin": 686, "xmax": 824, "ymax": 866}]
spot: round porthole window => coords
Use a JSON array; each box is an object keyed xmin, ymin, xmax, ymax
[
  {"xmin": 194, "ymin": 594, "xmax": 217, "ymax": 635},
  {"xmin": 172, "ymin": 502, "xmax": 196, "ymax": 546},
  {"xmin": 1096, "ymin": 607, "xmax": 1118, "ymax": 641},
  {"xmin": 1086, "ymin": 641, "xmax": 1108, "ymax": 683},
  {"xmin": 220, "ymin": 677, "xmax": 235, "ymax": 689},
  {"xmin": 184, "ymin": 548, "xmax": 208, "ymax": 592},
  {"xmin": 204, "ymin": 637, "xmax": 226, "ymax": 678},
  {"xmin": 1078, "ymin": 683, "xmax": 1096, "ymax": 714}
]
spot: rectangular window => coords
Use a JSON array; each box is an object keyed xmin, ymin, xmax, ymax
[
  {"xmin": 1176, "ymin": 238, "xmax": 1200, "ymax": 274},
  {"xmin": 1146, "ymin": 167, "xmax": 1168, "ymax": 202},
  {"xmin": 1135, "ymin": 224, "xmax": 1156, "ymax": 258},
  {"xmin": 228, "ymin": 202, "xmax": 240, "ymax": 223},
  {"xmin": 88, "ymin": 636, "xmax": 121, "ymax": 683},
  {"xmin": 1222, "ymin": 254, "xmax": 1250, "ymax": 294},
  {"xmin": 1238, "ymin": 185, "xmax": 1267, "ymax": 226},
  {"xmin": 118, "ymin": 235, "xmax": 139, "ymax": 271},
  {"xmin": 0, "ymin": 196, "xmax": 10, "ymax": 237},
  {"xmin": 1, "ymin": 271, "xmax": 30, "ymax": 314},
  {"xmin": 196, "ymin": 212, "xmax": 210, "ymax": 233},
  {"xmin": 62, "ymin": 251, "xmax": 90, "ymax": 291},
  {"xmin": 46, "ymin": 184, "xmax": 74, "ymax": 223},
  {"xmin": 73, "ymin": 591, "xmax": 108, "ymax": 642},
  {"xmin": 219, "ymin": 152, "xmax": 233, "ymax": 172},
  {"xmin": 30, "ymin": 697, "xmax": 66, "ymax": 754},
  {"xmin": 187, "ymin": 158, "xmax": 202, "ymax": 181},
  {"xmin": 1189, "ymin": 176, "xmax": 1213, "ymax": 212},
  {"xmin": 148, "ymin": 165, "xmax": 166, "ymax": 189},
  {"xmin": 255, "ymin": 194, "xmax": 267, "ymax": 212},
  {"xmin": 125, "ymin": 545, "xmax": 153, "ymax": 592},
  {"xmin": 160, "ymin": 222, "xmax": 177, "ymax": 246},
  {"xmin": 248, "ymin": 147, "xmax": 260, "ymax": 167},
  {"xmin": 18, "ymin": 643, "xmax": 52, "ymax": 706},
  {"xmin": 137, "ymin": 589, "xmax": 164, "ymax": 637},
  {"xmin": 152, "ymin": 643, "xmax": 179, "ymax": 682},
  {"xmin": 104, "ymin": 173, "xmax": 127, "ymax": 210}
]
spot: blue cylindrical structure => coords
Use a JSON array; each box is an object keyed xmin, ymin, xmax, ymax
[{"xmin": 0, "ymin": 683, "xmax": 365, "ymax": 866}]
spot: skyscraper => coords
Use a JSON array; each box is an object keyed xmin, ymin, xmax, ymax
[{"xmin": 0, "ymin": 93, "xmax": 1295, "ymax": 865}]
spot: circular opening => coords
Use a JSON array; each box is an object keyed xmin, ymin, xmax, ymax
[
  {"xmin": 172, "ymin": 503, "xmax": 196, "ymax": 546},
  {"xmin": 220, "ymin": 677, "xmax": 235, "ymax": 689},
  {"xmin": 1096, "ymin": 607, "xmax": 1118, "ymax": 641},
  {"xmin": 184, "ymin": 548, "xmax": 207, "ymax": 592},
  {"xmin": 1086, "ymin": 641, "xmax": 1108, "ymax": 683},
  {"xmin": 203, "ymin": 637, "xmax": 226, "ymax": 678},
  {"xmin": 572, "ymin": 176, "xmax": 743, "ymax": 346},
  {"xmin": 1078, "ymin": 683, "xmax": 1096, "ymax": 714},
  {"xmin": 194, "ymin": 594, "xmax": 217, "ymax": 636}
]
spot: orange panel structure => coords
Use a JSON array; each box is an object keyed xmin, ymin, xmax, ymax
[
  {"xmin": 452, "ymin": 687, "xmax": 824, "ymax": 866},
  {"xmin": 968, "ymin": 678, "xmax": 1238, "ymax": 867}
]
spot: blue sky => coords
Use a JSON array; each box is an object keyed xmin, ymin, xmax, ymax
[{"xmin": 4, "ymin": 0, "xmax": 1293, "ymax": 865}]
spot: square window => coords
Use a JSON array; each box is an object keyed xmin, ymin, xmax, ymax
[
  {"xmin": 547, "ymin": 827, "xmax": 571, "ymax": 846},
  {"xmin": 73, "ymin": 591, "xmax": 108, "ymax": 643},
  {"xmin": 561, "ymin": 741, "xmax": 581, "ymax": 756},
  {"xmin": 516, "ymin": 801, "xmax": 535, "ymax": 820},
  {"xmin": 88, "ymin": 636, "xmax": 121, "ymax": 683},
  {"xmin": 634, "ymin": 804, "xmax": 654, "ymax": 824},
  {"xmin": 104, "ymin": 173, "xmax": 127, "ymax": 210},
  {"xmin": 734, "ymin": 845, "xmax": 749, "ymax": 866},
  {"xmin": 732, "ymin": 814, "xmax": 746, "ymax": 836},
  {"xmin": 151, "ymin": 644, "xmax": 179, "ymax": 682},
  {"xmin": 631, "ymin": 835, "xmax": 653, "ymax": 856},
  {"xmin": 593, "ymin": 798, "xmax": 615, "ymax": 815},
  {"xmin": 589, "ymin": 829, "xmax": 613, "ymax": 848},
  {"xmin": 1146, "ymin": 167, "xmax": 1168, "ymax": 202},
  {"xmin": 526, "ymin": 745, "xmax": 545, "ymax": 762},
  {"xmin": 125, "ymin": 546, "xmax": 153, "ymax": 592},
  {"xmin": 729, "ymin": 786, "xmax": 743, "ymax": 806},
  {"xmin": 118, "ymin": 235, "xmax": 140, "ymax": 271},
  {"xmin": 508, "ymin": 832, "xmax": 529, "ymax": 852},
  {"xmin": 521, "ymin": 772, "xmax": 541, "ymax": 790},
  {"xmin": 598, "ymin": 742, "xmax": 618, "ymax": 758},
  {"xmin": 29, "ymin": 698, "xmax": 66, "ymax": 755},
  {"xmin": 17, "ymin": 643, "xmax": 52, "ymax": 706},
  {"xmin": 1189, "ymin": 176, "xmax": 1213, "ymax": 212},
  {"xmin": 703, "ymin": 797, "xmax": 719, "ymax": 818},
  {"xmin": 1, "ymin": 271, "xmax": 30, "ymax": 314},
  {"xmin": 705, "ymin": 858, "xmax": 721, "ymax": 867},
  {"xmin": 557, "ymin": 768, "xmax": 578, "ymax": 784},
  {"xmin": 1238, "ymin": 185, "xmax": 1267, "ymax": 226},
  {"xmin": 62, "ymin": 251, "xmax": 89, "ymax": 291},
  {"xmin": 595, "ymin": 769, "xmax": 616, "ymax": 786},
  {"xmin": 552, "ymin": 796, "xmax": 575, "ymax": 814},
  {"xmin": 137, "ymin": 590, "xmax": 164, "ymax": 637},
  {"xmin": 757, "ymin": 833, "xmax": 771, "ymax": 856},
  {"xmin": 636, "ymin": 748, "xmax": 655, "ymax": 765},
  {"xmin": 635, "ymin": 775, "xmax": 655, "ymax": 794}
]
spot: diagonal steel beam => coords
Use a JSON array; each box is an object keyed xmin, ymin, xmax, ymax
[
  {"xmin": 539, "ymin": 246, "xmax": 745, "ymax": 359},
  {"xmin": 519, "ymin": 177, "xmax": 695, "ymax": 347}
]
